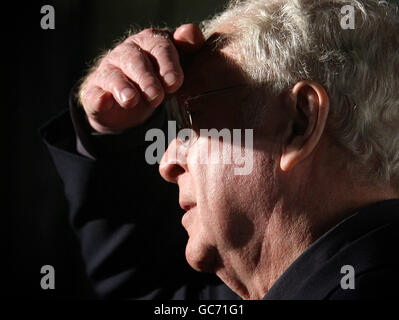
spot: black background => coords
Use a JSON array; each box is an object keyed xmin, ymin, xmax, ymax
[{"xmin": 7, "ymin": 0, "xmax": 227, "ymax": 299}]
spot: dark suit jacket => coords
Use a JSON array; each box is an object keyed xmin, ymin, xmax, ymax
[{"xmin": 40, "ymin": 93, "xmax": 399, "ymax": 299}]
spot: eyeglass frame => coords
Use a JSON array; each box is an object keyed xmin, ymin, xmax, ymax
[{"xmin": 165, "ymin": 83, "xmax": 250, "ymax": 148}]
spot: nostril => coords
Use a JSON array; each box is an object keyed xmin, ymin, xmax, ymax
[
  {"xmin": 159, "ymin": 161, "xmax": 185, "ymax": 183},
  {"xmin": 170, "ymin": 165, "xmax": 185, "ymax": 179}
]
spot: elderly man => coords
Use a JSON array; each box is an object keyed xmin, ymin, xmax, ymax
[{"xmin": 42, "ymin": 0, "xmax": 399, "ymax": 299}]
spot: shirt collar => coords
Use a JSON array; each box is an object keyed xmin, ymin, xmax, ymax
[{"xmin": 262, "ymin": 198, "xmax": 399, "ymax": 300}]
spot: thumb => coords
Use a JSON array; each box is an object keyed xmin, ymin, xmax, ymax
[{"xmin": 173, "ymin": 24, "xmax": 205, "ymax": 53}]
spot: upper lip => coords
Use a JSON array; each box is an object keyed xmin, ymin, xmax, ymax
[{"xmin": 179, "ymin": 201, "xmax": 196, "ymax": 211}]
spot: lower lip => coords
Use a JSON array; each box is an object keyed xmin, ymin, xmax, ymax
[{"xmin": 182, "ymin": 208, "xmax": 194, "ymax": 227}]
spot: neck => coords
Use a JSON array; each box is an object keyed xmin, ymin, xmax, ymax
[
  {"xmin": 215, "ymin": 163, "xmax": 398, "ymax": 300},
  {"xmin": 215, "ymin": 201, "xmax": 315, "ymax": 299}
]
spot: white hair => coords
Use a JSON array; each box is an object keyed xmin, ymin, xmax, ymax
[{"xmin": 201, "ymin": 0, "xmax": 399, "ymax": 191}]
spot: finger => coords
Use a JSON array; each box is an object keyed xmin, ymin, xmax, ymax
[
  {"xmin": 96, "ymin": 64, "xmax": 141, "ymax": 109},
  {"xmin": 173, "ymin": 24, "xmax": 205, "ymax": 53},
  {"xmin": 127, "ymin": 30, "xmax": 184, "ymax": 94},
  {"xmin": 146, "ymin": 37, "xmax": 184, "ymax": 94},
  {"xmin": 108, "ymin": 41, "xmax": 165, "ymax": 108},
  {"xmin": 81, "ymin": 85, "xmax": 114, "ymax": 116}
]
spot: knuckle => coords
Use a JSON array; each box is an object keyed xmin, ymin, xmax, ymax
[
  {"xmin": 131, "ymin": 28, "xmax": 173, "ymax": 47},
  {"xmin": 118, "ymin": 44, "xmax": 148, "ymax": 72},
  {"xmin": 149, "ymin": 28, "xmax": 173, "ymax": 40},
  {"xmin": 124, "ymin": 58, "xmax": 142, "ymax": 75},
  {"xmin": 107, "ymin": 68, "xmax": 122, "ymax": 81},
  {"xmin": 108, "ymin": 43, "xmax": 141, "ymax": 68},
  {"xmin": 137, "ymin": 72, "xmax": 161, "ymax": 88},
  {"xmin": 96, "ymin": 61, "xmax": 111, "ymax": 77},
  {"xmin": 120, "ymin": 40, "xmax": 141, "ymax": 53},
  {"xmin": 97, "ymin": 65, "xmax": 124, "ymax": 89},
  {"xmin": 96, "ymin": 64, "xmax": 112, "ymax": 84},
  {"xmin": 150, "ymin": 42, "xmax": 173, "ymax": 56},
  {"xmin": 148, "ymin": 43, "xmax": 181, "ymax": 76},
  {"xmin": 138, "ymin": 28, "xmax": 157, "ymax": 37}
]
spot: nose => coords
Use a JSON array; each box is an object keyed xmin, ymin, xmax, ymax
[{"xmin": 159, "ymin": 138, "xmax": 188, "ymax": 183}]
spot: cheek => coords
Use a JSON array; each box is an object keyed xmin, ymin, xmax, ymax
[
  {"xmin": 186, "ymin": 140, "xmax": 273, "ymax": 249},
  {"xmin": 189, "ymin": 163, "xmax": 254, "ymax": 247},
  {"xmin": 186, "ymin": 142, "xmax": 232, "ymax": 240}
]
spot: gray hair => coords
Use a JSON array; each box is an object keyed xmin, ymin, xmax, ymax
[{"xmin": 201, "ymin": 0, "xmax": 399, "ymax": 190}]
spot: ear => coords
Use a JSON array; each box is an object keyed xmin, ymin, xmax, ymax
[{"xmin": 280, "ymin": 81, "xmax": 329, "ymax": 171}]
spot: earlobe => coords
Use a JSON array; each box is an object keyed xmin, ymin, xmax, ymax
[
  {"xmin": 280, "ymin": 81, "xmax": 329, "ymax": 172},
  {"xmin": 280, "ymin": 141, "xmax": 305, "ymax": 171}
]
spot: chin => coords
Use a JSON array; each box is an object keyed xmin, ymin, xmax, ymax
[{"xmin": 185, "ymin": 238, "xmax": 219, "ymax": 273}]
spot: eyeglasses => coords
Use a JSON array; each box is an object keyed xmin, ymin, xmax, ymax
[{"xmin": 165, "ymin": 84, "xmax": 248, "ymax": 148}]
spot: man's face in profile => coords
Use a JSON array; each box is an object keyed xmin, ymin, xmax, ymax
[{"xmin": 159, "ymin": 43, "xmax": 284, "ymax": 282}]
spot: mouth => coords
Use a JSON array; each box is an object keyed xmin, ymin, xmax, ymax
[
  {"xmin": 180, "ymin": 202, "xmax": 196, "ymax": 229},
  {"xmin": 179, "ymin": 201, "xmax": 196, "ymax": 212}
]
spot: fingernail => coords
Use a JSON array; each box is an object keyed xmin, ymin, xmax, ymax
[
  {"xmin": 144, "ymin": 86, "xmax": 160, "ymax": 102},
  {"xmin": 164, "ymin": 72, "xmax": 177, "ymax": 86},
  {"xmin": 120, "ymin": 87, "xmax": 136, "ymax": 103}
]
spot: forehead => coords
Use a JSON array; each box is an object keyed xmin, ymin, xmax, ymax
[{"xmin": 179, "ymin": 38, "xmax": 246, "ymax": 97}]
